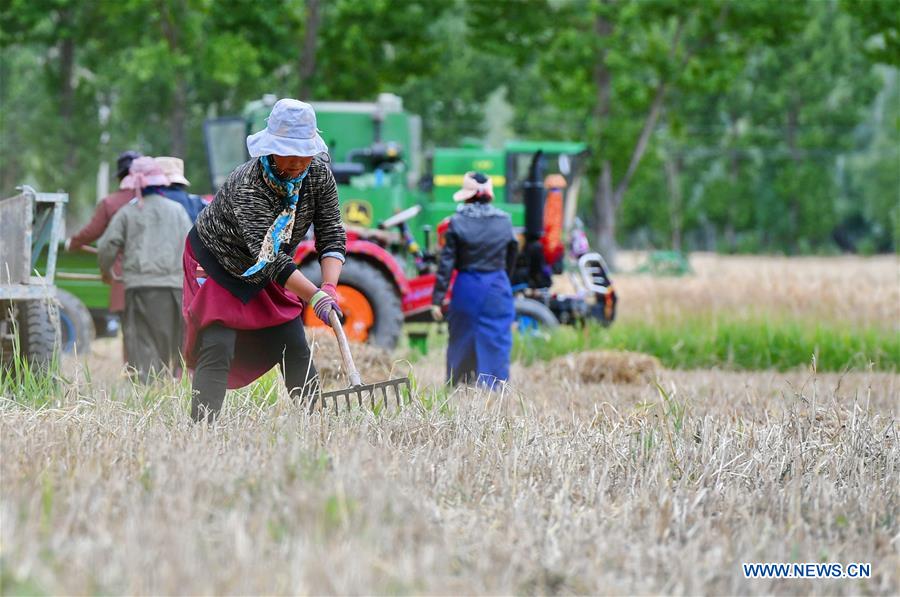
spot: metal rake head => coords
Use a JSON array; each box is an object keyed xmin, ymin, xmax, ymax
[{"xmin": 315, "ymin": 376, "xmax": 411, "ymax": 414}]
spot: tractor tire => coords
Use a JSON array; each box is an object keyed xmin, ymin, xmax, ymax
[
  {"xmin": 301, "ymin": 257, "xmax": 404, "ymax": 349},
  {"xmin": 514, "ymin": 297, "xmax": 559, "ymax": 334},
  {"xmin": 16, "ymin": 299, "xmax": 60, "ymax": 370},
  {"xmin": 55, "ymin": 289, "xmax": 95, "ymax": 355}
]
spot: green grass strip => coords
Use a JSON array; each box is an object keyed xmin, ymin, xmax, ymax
[{"xmin": 513, "ymin": 317, "xmax": 900, "ymax": 372}]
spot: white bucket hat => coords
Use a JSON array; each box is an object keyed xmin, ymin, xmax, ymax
[{"xmin": 246, "ymin": 98, "xmax": 328, "ymax": 158}]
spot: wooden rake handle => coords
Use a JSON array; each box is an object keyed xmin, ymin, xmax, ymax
[{"xmin": 329, "ymin": 309, "xmax": 363, "ymax": 387}]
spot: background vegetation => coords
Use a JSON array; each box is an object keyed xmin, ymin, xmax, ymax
[{"xmin": 1, "ymin": 0, "xmax": 898, "ymax": 261}]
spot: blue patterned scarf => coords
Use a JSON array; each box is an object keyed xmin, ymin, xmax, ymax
[{"xmin": 242, "ymin": 156, "xmax": 310, "ymax": 277}]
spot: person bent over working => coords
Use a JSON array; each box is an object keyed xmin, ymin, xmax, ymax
[{"xmin": 182, "ymin": 99, "xmax": 345, "ymax": 422}]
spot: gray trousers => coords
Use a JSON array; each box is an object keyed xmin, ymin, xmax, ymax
[{"xmin": 124, "ymin": 287, "xmax": 183, "ymax": 383}]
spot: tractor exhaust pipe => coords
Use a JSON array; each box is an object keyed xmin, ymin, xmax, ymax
[
  {"xmin": 520, "ymin": 151, "xmax": 551, "ymax": 288},
  {"xmin": 523, "ymin": 150, "xmax": 545, "ymax": 242}
]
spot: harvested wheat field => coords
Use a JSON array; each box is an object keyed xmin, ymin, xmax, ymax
[
  {"xmin": 614, "ymin": 252, "xmax": 900, "ymax": 326},
  {"xmin": 2, "ymin": 254, "xmax": 898, "ymax": 596}
]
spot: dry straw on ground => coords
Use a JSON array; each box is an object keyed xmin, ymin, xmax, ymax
[
  {"xmin": 2, "ymin": 345, "xmax": 897, "ymax": 596},
  {"xmin": 613, "ymin": 252, "xmax": 900, "ymax": 327},
  {"xmin": 550, "ymin": 350, "xmax": 661, "ymax": 384},
  {"xmin": 2, "ymin": 254, "xmax": 898, "ymax": 595}
]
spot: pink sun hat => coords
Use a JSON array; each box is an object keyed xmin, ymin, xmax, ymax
[{"xmin": 120, "ymin": 156, "xmax": 171, "ymax": 190}]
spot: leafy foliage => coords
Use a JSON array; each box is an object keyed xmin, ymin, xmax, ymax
[{"xmin": 0, "ymin": 0, "xmax": 896, "ymax": 253}]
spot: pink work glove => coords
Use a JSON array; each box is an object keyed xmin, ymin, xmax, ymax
[
  {"xmin": 321, "ymin": 282, "xmax": 339, "ymax": 301},
  {"xmin": 310, "ymin": 287, "xmax": 343, "ymax": 324}
]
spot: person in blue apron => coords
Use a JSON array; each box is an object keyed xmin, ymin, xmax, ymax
[{"xmin": 431, "ymin": 172, "xmax": 519, "ymax": 387}]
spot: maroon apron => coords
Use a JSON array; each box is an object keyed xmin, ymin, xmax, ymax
[{"xmin": 181, "ymin": 239, "xmax": 303, "ymax": 389}]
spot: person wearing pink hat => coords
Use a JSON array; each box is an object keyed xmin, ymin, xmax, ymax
[
  {"xmin": 431, "ymin": 171, "xmax": 518, "ymax": 388},
  {"xmin": 65, "ymin": 150, "xmax": 142, "ymax": 321},
  {"xmin": 98, "ymin": 157, "xmax": 193, "ymax": 382}
]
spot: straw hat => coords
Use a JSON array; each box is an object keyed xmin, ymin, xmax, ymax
[
  {"xmin": 154, "ymin": 156, "xmax": 191, "ymax": 186},
  {"xmin": 453, "ymin": 171, "xmax": 494, "ymax": 202},
  {"xmin": 246, "ymin": 98, "xmax": 328, "ymax": 158}
]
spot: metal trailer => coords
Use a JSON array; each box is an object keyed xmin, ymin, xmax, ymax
[{"xmin": 0, "ymin": 186, "xmax": 67, "ymax": 367}]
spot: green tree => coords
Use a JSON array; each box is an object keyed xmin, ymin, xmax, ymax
[
  {"xmin": 0, "ymin": 0, "xmax": 120, "ymax": 203},
  {"xmin": 470, "ymin": 0, "xmax": 804, "ymax": 266},
  {"xmin": 1, "ymin": 0, "xmax": 454, "ymax": 207},
  {"xmin": 398, "ymin": 11, "xmax": 515, "ymax": 146},
  {"xmin": 842, "ymin": 0, "xmax": 900, "ymax": 66},
  {"xmin": 681, "ymin": 1, "xmax": 881, "ymax": 253},
  {"xmin": 842, "ymin": 67, "xmax": 900, "ymax": 252}
]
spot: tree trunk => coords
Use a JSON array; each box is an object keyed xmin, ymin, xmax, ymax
[
  {"xmin": 159, "ymin": 0, "xmax": 187, "ymax": 157},
  {"xmin": 298, "ymin": 0, "xmax": 321, "ymax": 100},
  {"xmin": 595, "ymin": 161, "xmax": 617, "ymax": 266},
  {"xmin": 727, "ymin": 146, "xmax": 740, "ymax": 253},
  {"xmin": 59, "ymin": 39, "xmax": 75, "ymax": 126},
  {"xmin": 58, "ymin": 8, "xmax": 77, "ymax": 177},
  {"xmin": 786, "ymin": 103, "xmax": 801, "ymax": 253},
  {"xmin": 664, "ymin": 153, "xmax": 683, "ymax": 252},
  {"xmin": 724, "ymin": 222, "xmax": 736, "ymax": 252},
  {"xmin": 592, "ymin": 9, "xmax": 615, "ymax": 265},
  {"xmin": 170, "ymin": 76, "xmax": 188, "ymax": 158},
  {"xmin": 595, "ymin": 56, "xmax": 668, "ymax": 267}
]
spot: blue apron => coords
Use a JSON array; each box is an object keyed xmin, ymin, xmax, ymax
[{"xmin": 447, "ymin": 269, "xmax": 514, "ymax": 387}]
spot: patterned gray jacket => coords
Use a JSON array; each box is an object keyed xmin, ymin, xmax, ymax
[{"xmin": 194, "ymin": 157, "xmax": 346, "ymax": 288}]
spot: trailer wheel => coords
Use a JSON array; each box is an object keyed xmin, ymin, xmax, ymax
[
  {"xmin": 55, "ymin": 289, "xmax": 95, "ymax": 355},
  {"xmin": 301, "ymin": 257, "xmax": 404, "ymax": 349},
  {"xmin": 16, "ymin": 300, "xmax": 60, "ymax": 369},
  {"xmin": 514, "ymin": 297, "xmax": 559, "ymax": 335}
]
